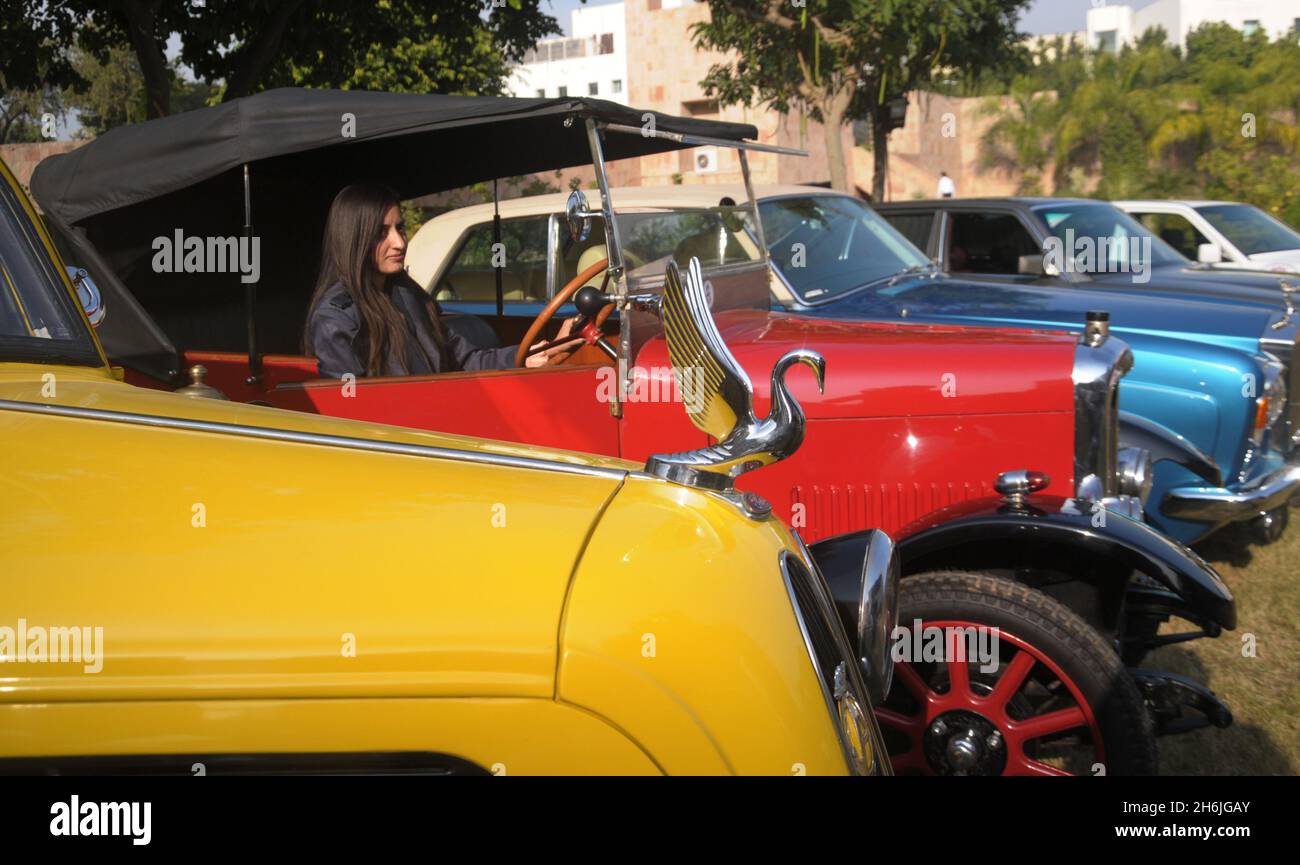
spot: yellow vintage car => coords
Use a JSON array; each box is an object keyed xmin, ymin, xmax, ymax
[{"xmin": 0, "ymin": 147, "xmax": 892, "ymax": 775}]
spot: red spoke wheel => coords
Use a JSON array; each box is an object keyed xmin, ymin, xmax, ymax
[{"xmin": 878, "ymin": 571, "xmax": 1156, "ymax": 776}]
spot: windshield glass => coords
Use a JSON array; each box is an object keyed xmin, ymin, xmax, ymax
[
  {"xmin": 1032, "ymin": 203, "xmax": 1185, "ymax": 271},
  {"xmin": 612, "ymin": 203, "xmax": 760, "ymax": 276},
  {"xmin": 1196, "ymin": 204, "xmax": 1300, "ymax": 256},
  {"xmin": 759, "ymin": 195, "xmax": 930, "ymax": 302},
  {"xmin": 0, "ymin": 179, "xmax": 99, "ymax": 365}
]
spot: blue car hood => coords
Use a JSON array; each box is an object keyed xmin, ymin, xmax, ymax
[
  {"xmin": 1090, "ymin": 264, "xmax": 1295, "ymax": 307},
  {"xmin": 818, "ymin": 274, "xmax": 1276, "ymax": 346}
]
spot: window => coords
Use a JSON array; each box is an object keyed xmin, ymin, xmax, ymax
[
  {"xmin": 1032, "ymin": 203, "xmax": 1185, "ymax": 272},
  {"xmin": 434, "ymin": 217, "xmax": 550, "ymax": 304},
  {"xmin": 880, "ymin": 211, "xmax": 935, "ymax": 253},
  {"xmin": 682, "ymin": 98, "xmax": 720, "ymax": 117},
  {"xmin": 588, "ymin": 82, "xmax": 598, "ymax": 96},
  {"xmin": 1096, "ymin": 29, "xmax": 1117, "ymax": 52},
  {"xmin": 599, "ymin": 33, "xmax": 614, "ymax": 55},
  {"xmin": 536, "ymin": 88, "xmax": 545, "ymax": 98},
  {"xmin": 759, "ymin": 196, "xmax": 930, "ymax": 301},
  {"xmin": 0, "ymin": 180, "xmax": 99, "ymax": 365},
  {"xmin": 558, "ymin": 85, "xmax": 567, "ymax": 98},
  {"xmin": 1243, "ymin": 19, "xmax": 1260, "ymax": 36},
  {"xmin": 1196, "ymin": 204, "xmax": 1300, "ymax": 256},
  {"xmin": 946, "ymin": 212, "xmax": 1040, "ymax": 275},
  {"xmin": 1134, "ymin": 212, "xmax": 1210, "ymax": 260},
  {"xmin": 648, "ymin": 0, "xmax": 662, "ymax": 10},
  {"xmin": 611, "ymin": 79, "xmax": 622, "ymax": 94}
]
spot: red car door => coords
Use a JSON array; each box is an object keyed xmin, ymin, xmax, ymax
[{"xmin": 266, "ymin": 361, "xmax": 621, "ymax": 457}]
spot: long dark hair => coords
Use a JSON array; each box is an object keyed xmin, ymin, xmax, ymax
[{"xmin": 304, "ymin": 184, "xmax": 445, "ymax": 375}]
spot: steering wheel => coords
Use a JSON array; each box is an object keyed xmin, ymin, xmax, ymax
[{"xmin": 515, "ymin": 257, "xmax": 616, "ymax": 368}]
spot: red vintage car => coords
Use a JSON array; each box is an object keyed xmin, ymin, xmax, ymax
[{"xmin": 32, "ymin": 89, "xmax": 1234, "ymax": 775}]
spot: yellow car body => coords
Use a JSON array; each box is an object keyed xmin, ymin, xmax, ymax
[{"xmin": 0, "ymin": 159, "xmax": 879, "ymax": 775}]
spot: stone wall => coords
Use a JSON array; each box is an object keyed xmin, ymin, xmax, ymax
[
  {"xmin": 853, "ymin": 91, "xmax": 1034, "ymax": 201},
  {"xmin": 622, "ymin": 0, "xmax": 859, "ymax": 191},
  {"xmin": 0, "ymin": 141, "xmax": 86, "ymax": 203}
]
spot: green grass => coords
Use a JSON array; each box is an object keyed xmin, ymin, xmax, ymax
[{"xmin": 1146, "ymin": 504, "xmax": 1300, "ymax": 775}]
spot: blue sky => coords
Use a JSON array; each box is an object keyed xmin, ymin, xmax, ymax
[{"xmin": 541, "ymin": 0, "xmax": 1160, "ymax": 36}]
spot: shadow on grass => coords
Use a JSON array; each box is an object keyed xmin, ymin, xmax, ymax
[
  {"xmin": 1143, "ymin": 646, "xmax": 1294, "ymax": 776},
  {"xmin": 1191, "ymin": 524, "xmax": 1256, "ymax": 569}
]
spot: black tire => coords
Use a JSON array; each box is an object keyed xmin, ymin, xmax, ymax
[{"xmin": 879, "ymin": 571, "xmax": 1157, "ymax": 776}]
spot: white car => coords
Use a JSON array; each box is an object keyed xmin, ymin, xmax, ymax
[{"xmin": 1115, "ymin": 200, "xmax": 1300, "ymax": 274}]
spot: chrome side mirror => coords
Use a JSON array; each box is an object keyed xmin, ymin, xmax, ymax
[
  {"xmin": 566, "ymin": 189, "xmax": 593, "ymax": 242},
  {"xmin": 1017, "ymin": 255, "xmax": 1045, "ymax": 276},
  {"xmin": 718, "ymin": 195, "xmax": 745, "ymax": 233},
  {"xmin": 1197, "ymin": 243, "xmax": 1223, "ymax": 264},
  {"xmin": 67, "ymin": 266, "xmax": 106, "ymax": 327}
]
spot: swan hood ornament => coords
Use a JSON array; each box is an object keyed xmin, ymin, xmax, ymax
[{"xmin": 646, "ymin": 257, "xmax": 826, "ymax": 514}]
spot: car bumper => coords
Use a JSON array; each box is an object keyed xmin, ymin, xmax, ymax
[{"xmin": 1161, "ymin": 462, "xmax": 1300, "ymax": 523}]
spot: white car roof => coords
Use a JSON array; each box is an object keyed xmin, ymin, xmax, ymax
[
  {"xmin": 1115, "ymin": 200, "xmax": 1233, "ymax": 209},
  {"xmin": 407, "ymin": 183, "xmax": 845, "ymax": 289}
]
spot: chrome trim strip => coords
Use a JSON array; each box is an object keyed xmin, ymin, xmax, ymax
[
  {"xmin": 1260, "ymin": 315, "xmax": 1299, "ymax": 452},
  {"xmin": 545, "ymin": 213, "xmax": 559, "ymax": 299},
  {"xmin": 585, "ymin": 118, "xmax": 625, "ymax": 281},
  {"xmin": 1270, "ymin": 278, "xmax": 1297, "ymax": 331},
  {"xmin": 0, "ymin": 399, "xmax": 630, "ymax": 481},
  {"xmin": 601, "ymin": 122, "xmax": 809, "ymax": 156},
  {"xmin": 738, "ymin": 150, "xmax": 770, "ymax": 266},
  {"xmin": 778, "ymin": 551, "xmax": 866, "ymax": 775},
  {"xmin": 1072, "ymin": 332, "xmax": 1133, "ymax": 500}
]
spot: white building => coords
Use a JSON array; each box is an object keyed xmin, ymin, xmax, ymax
[
  {"xmin": 506, "ymin": 2, "xmax": 629, "ymax": 104},
  {"xmin": 1087, "ymin": 0, "xmax": 1300, "ymax": 51}
]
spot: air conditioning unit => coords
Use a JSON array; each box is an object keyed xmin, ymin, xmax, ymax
[{"xmin": 694, "ymin": 146, "xmax": 719, "ymax": 174}]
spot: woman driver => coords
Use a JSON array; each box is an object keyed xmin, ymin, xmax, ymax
[{"xmin": 305, "ymin": 184, "xmax": 579, "ymax": 378}]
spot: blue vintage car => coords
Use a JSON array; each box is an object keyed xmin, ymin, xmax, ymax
[{"xmin": 751, "ymin": 191, "xmax": 1298, "ymax": 547}]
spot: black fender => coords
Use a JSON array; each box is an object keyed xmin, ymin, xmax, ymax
[
  {"xmin": 890, "ymin": 494, "xmax": 1235, "ymax": 630},
  {"xmin": 1119, "ymin": 411, "xmax": 1222, "ymax": 487}
]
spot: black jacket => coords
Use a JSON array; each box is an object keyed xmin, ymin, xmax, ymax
[{"xmin": 308, "ymin": 279, "xmax": 516, "ymax": 378}]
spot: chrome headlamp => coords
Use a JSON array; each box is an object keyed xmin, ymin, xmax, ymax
[
  {"xmin": 1116, "ymin": 446, "xmax": 1154, "ymax": 501},
  {"xmin": 856, "ymin": 529, "xmax": 900, "ymax": 705}
]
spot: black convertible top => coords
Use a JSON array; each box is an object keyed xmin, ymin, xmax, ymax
[
  {"xmin": 29, "ymin": 88, "xmax": 760, "ymax": 380},
  {"xmin": 32, "ymin": 88, "xmax": 757, "ymax": 225}
]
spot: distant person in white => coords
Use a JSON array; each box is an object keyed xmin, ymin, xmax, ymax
[{"xmin": 937, "ymin": 172, "xmax": 955, "ymax": 198}]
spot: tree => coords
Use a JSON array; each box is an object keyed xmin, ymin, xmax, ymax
[
  {"xmin": 63, "ymin": 44, "xmax": 145, "ymax": 136},
  {"xmin": 9, "ymin": 1, "xmax": 563, "ymax": 119},
  {"xmin": 0, "ymin": 85, "xmax": 64, "ymax": 143},
  {"xmin": 974, "ymin": 23, "xmax": 1300, "ymax": 222},
  {"xmin": 692, "ymin": 0, "xmax": 1028, "ymax": 197},
  {"xmin": 977, "ymin": 79, "xmax": 1061, "ymax": 195}
]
